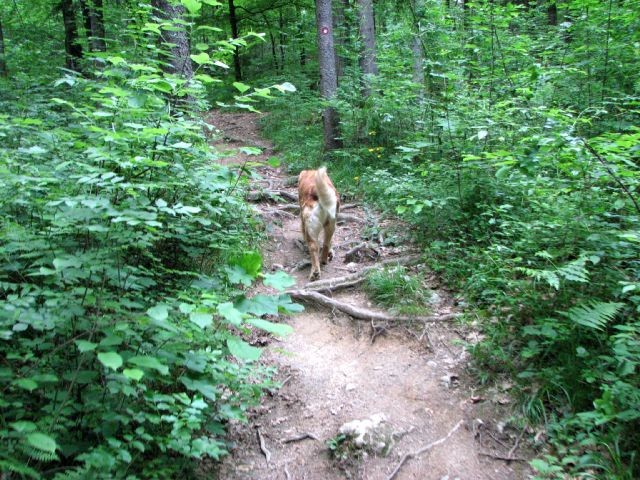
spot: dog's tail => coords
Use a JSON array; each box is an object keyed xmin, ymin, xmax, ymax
[{"xmin": 315, "ymin": 167, "xmax": 338, "ymax": 220}]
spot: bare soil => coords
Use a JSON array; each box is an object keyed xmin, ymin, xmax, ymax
[{"xmin": 204, "ymin": 111, "xmax": 533, "ymax": 480}]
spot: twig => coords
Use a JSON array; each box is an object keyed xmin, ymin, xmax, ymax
[
  {"xmin": 282, "ymin": 432, "xmax": 319, "ymax": 444},
  {"xmin": 508, "ymin": 427, "xmax": 526, "ymax": 458},
  {"xmin": 478, "ymin": 452, "xmax": 528, "ymax": 463},
  {"xmin": 582, "ymin": 138, "xmax": 640, "ymax": 215},
  {"xmin": 386, "ymin": 420, "xmax": 464, "ymax": 480},
  {"xmin": 257, "ymin": 428, "xmax": 271, "ymax": 465}
]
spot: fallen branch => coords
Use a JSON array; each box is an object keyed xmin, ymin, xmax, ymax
[
  {"xmin": 344, "ymin": 242, "xmax": 379, "ymax": 263},
  {"xmin": 299, "ymin": 255, "xmax": 423, "ymax": 293},
  {"xmin": 478, "ymin": 452, "xmax": 528, "ymax": 463},
  {"xmin": 257, "ymin": 428, "xmax": 271, "ymax": 465},
  {"xmin": 287, "ymin": 289, "xmax": 459, "ymax": 323},
  {"xmin": 337, "ymin": 213, "xmax": 364, "ymax": 224},
  {"xmin": 386, "ymin": 420, "xmax": 464, "ymax": 480},
  {"xmin": 247, "ymin": 189, "xmax": 298, "ymax": 203},
  {"xmin": 282, "ymin": 432, "xmax": 319, "ymax": 444}
]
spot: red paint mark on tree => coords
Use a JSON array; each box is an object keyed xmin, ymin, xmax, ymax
[{"xmin": 321, "ymin": 26, "xmax": 330, "ymax": 35}]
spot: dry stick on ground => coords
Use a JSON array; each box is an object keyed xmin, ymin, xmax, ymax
[
  {"xmin": 256, "ymin": 428, "xmax": 271, "ymax": 465},
  {"xmin": 287, "ymin": 289, "xmax": 459, "ymax": 323},
  {"xmin": 386, "ymin": 420, "xmax": 464, "ymax": 480},
  {"xmin": 478, "ymin": 452, "xmax": 528, "ymax": 463},
  {"xmin": 282, "ymin": 433, "xmax": 319, "ymax": 444}
]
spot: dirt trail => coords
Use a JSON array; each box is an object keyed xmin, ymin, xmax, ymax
[{"xmin": 205, "ymin": 112, "xmax": 532, "ymax": 480}]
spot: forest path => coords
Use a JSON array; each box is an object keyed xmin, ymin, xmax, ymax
[{"xmin": 205, "ymin": 111, "xmax": 531, "ymax": 480}]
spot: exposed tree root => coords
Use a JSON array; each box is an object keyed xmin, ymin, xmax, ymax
[
  {"xmin": 287, "ymin": 289, "xmax": 459, "ymax": 323},
  {"xmin": 247, "ymin": 189, "xmax": 298, "ymax": 203},
  {"xmin": 282, "ymin": 432, "xmax": 319, "ymax": 444},
  {"xmin": 299, "ymin": 255, "xmax": 423, "ymax": 293},
  {"xmin": 337, "ymin": 213, "xmax": 363, "ymax": 224},
  {"xmin": 256, "ymin": 428, "xmax": 271, "ymax": 465},
  {"xmin": 478, "ymin": 452, "xmax": 528, "ymax": 463},
  {"xmin": 386, "ymin": 420, "xmax": 464, "ymax": 480},
  {"xmin": 344, "ymin": 241, "xmax": 380, "ymax": 263}
]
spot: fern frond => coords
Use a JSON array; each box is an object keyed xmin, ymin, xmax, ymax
[
  {"xmin": 557, "ymin": 257, "xmax": 589, "ymax": 283},
  {"xmin": 516, "ymin": 267, "xmax": 560, "ymax": 289},
  {"xmin": 562, "ymin": 301, "xmax": 625, "ymax": 331},
  {"xmin": 0, "ymin": 459, "xmax": 41, "ymax": 479},
  {"xmin": 20, "ymin": 445, "xmax": 59, "ymax": 463}
]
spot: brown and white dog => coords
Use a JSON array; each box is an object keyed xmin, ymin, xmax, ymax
[{"xmin": 298, "ymin": 167, "xmax": 340, "ymax": 280}]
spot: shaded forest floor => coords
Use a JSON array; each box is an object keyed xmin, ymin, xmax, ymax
[{"xmin": 204, "ymin": 111, "xmax": 533, "ymax": 480}]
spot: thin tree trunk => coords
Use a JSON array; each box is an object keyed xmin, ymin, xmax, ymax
[
  {"xmin": 333, "ymin": 0, "xmax": 347, "ymax": 81},
  {"xmin": 0, "ymin": 17, "xmax": 7, "ymax": 78},
  {"xmin": 411, "ymin": 0, "xmax": 425, "ymax": 94},
  {"xmin": 315, "ymin": 0, "xmax": 342, "ymax": 150},
  {"xmin": 61, "ymin": 0, "xmax": 83, "ymax": 71},
  {"xmin": 152, "ymin": 0, "xmax": 193, "ymax": 79},
  {"xmin": 547, "ymin": 1, "xmax": 558, "ymax": 25},
  {"xmin": 358, "ymin": 0, "xmax": 377, "ymax": 97},
  {"xmin": 228, "ymin": 0, "xmax": 242, "ymax": 81},
  {"xmin": 278, "ymin": 8, "xmax": 286, "ymax": 70}
]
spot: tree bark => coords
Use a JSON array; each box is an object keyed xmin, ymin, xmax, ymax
[
  {"xmin": 547, "ymin": 1, "xmax": 558, "ymax": 26},
  {"xmin": 80, "ymin": 0, "xmax": 106, "ymax": 52},
  {"xmin": 410, "ymin": 0, "xmax": 425, "ymax": 94},
  {"xmin": 0, "ymin": 16, "xmax": 7, "ymax": 78},
  {"xmin": 358, "ymin": 0, "xmax": 377, "ymax": 97},
  {"xmin": 152, "ymin": 0, "xmax": 193, "ymax": 79},
  {"xmin": 315, "ymin": 0, "xmax": 342, "ymax": 150},
  {"xmin": 60, "ymin": 0, "xmax": 83, "ymax": 71},
  {"xmin": 279, "ymin": 8, "xmax": 286, "ymax": 70},
  {"xmin": 333, "ymin": 0, "xmax": 348, "ymax": 81},
  {"xmin": 228, "ymin": 0, "xmax": 242, "ymax": 81}
]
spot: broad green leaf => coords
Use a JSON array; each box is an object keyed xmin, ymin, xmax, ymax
[
  {"xmin": 181, "ymin": 0, "xmax": 202, "ymax": 14},
  {"xmin": 227, "ymin": 336, "xmax": 261, "ymax": 361},
  {"xmin": 26, "ymin": 432, "xmax": 57, "ymax": 453},
  {"xmin": 233, "ymin": 82, "xmax": 251, "ymax": 93},
  {"xmin": 247, "ymin": 318, "xmax": 293, "ymax": 337},
  {"xmin": 263, "ymin": 271, "xmax": 295, "ymax": 291},
  {"xmin": 147, "ymin": 304, "xmax": 169, "ymax": 322},
  {"xmin": 129, "ymin": 356, "xmax": 169, "ymax": 375},
  {"xmin": 236, "ymin": 295, "xmax": 279, "ymax": 316},
  {"xmin": 190, "ymin": 52, "xmax": 210, "ymax": 65},
  {"xmin": 190, "ymin": 311, "xmax": 213, "ymax": 329},
  {"xmin": 75, "ymin": 340, "xmax": 98, "ymax": 352},
  {"xmin": 181, "ymin": 377, "xmax": 217, "ymax": 400},
  {"xmin": 97, "ymin": 352, "xmax": 123, "ymax": 371},
  {"xmin": 217, "ymin": 302, "xmax": 243, "ymax": 326},
  {"xmin": 225, "ymin": 265, "xmax": 254, "ymax": 286},
  {"xmin": 11, "ymin": 421, "xmax": 37, "ymax": 433},
  {"xmin": 13, "ymin": 378, "xmax": 38, "ymax": 392},
  {"xmin": 123, "ymin": 368, "xmax": 144, "ymax": 381},
  {"xmin": 274, "ymin": 82, "xmax": 296, "ymax": 93},
  {"xmin": 267, "ymin": 157, "xmax": 281, "ymax": 167}
]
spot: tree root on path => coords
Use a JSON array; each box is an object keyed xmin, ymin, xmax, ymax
[
  {"xmin": 478, "ymin": 452, "xmax": 528, "ymax": 463},
  {"xmin": 256, "ymin": 427, "xmax": 271, "ymax": 465},
  {"xmin": 286, "ymin": 289, "xmax": 459, "ymax": 323},
  {"xmin": 386, "ymin": 420, "xmax": 464, "ymax": 480},
  {"xmin": 298, "ymin": 255, "xmax": 423, "ymax": 293},
  {"xmin": 282, "ymin": 432, "xmax": 319, "ymax": 444},
  {"xmin": 247, "ymin": 190, "xmax": 298, "ymax": 203}
]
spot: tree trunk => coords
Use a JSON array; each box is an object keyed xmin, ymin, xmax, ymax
[
  {"xmin": 358, "ymin": 0, "xmax": 377, "ymax": 97},
  {"xmin": 152, "ymin": 0, "xmax": 193, "ymax": 79},
  {"xmin": 547, "ymin": 1, "xmax": 558, "ymax": 26},
  {"xmin": 315, "ymin": 0, "xmax": 342, "ymax": 150},
  {"xmin": 61, "ymin": 0, "xmax": 83, "ymax": 71},
  {"xmin": 279, "ymin": 8, "xmax": 286, "ymax": 70},
  {"xmin": 81, "ymin": 0, "xmax": 106, "ymax": 52},
  {"xmin": 411, "ymin": 0, "xmax": 425, "ymax": 93},
  {"xmin": 333, "ymin": 0, "xmax": 346, "ymax": 81},
  {"xmin": 228, "ymin": 0, "xmax": 242, "ymax": 81},
  {"xmin": 0, "ymin": 16, "xmax": 7, "ymax": 78}
]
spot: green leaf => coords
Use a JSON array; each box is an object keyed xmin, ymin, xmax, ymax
[
  {"xmin": 225, "ymin": 265, "xmax": 254, "ymax": 286},
  {"xmin": 267, "ymin": 157, "xmax": 281, "ymax": 167},
  {"xmin": 123, "ymin": 368, "xmax": 144, "ymax": 381},
  {"xmin": 181, "ymin": 0, "xmax": 202, "ymax": 14},
  {"xmin": 263, "ymin": 271, "xmax": 295, "ymax": 291},
  {"xmin": 128, "ymin": 356, "xmax": 169, "ymax": 375},
  {"xmin": 26, "ymin": 433, "xmax": 57, "ymax": 453},
  {"xmin": 274, "ymin": 82, "xmax": 297, "ymax": 93},
  {"xmin": 75, "ymin": 340, "xmax": 98, "ymax": 352},
  {"xmin": 147, "ymin": 304, "xmax": 169, "ymax": 322},
  {"xmin": 233, "ymin": 82, "xmax": 251, "ymax": 93},
  {"xmin": 190, "ymin": 51, "xmax": 210, "ymax": 65},
  {"xmin": 10, "ymin": 421, "xmax": 38, "ymax": 433},
  {"xmin": 217, "ymin": 302, "xmax": 243, "ymax": 326},
  {"xmin": 236, "ymin": 294, "xmax": 279, "ymax": 316},
  {"xmin": 97, "ymin": 352, "xmax": 123, "ymax": 371},
  {"xmin": 190, "ymin": 311, "xmax": 213, "ymax": 329},
  {"xmin": 227, "ymin": 336, "xmax": 261, "ymax": 361},
  {"xmin": 13, "ymin": 378, "xmax": 38, "ymax": 392},
  {"xmin": 246, "ymin": 318, "xmax": 293, "ymax": 337}
]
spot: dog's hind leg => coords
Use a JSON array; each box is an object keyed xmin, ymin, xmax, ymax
[
  {"xmin": 308, "ymin": 237, "xmax": 321, "ymax": 280},
  {"xmin": 321, "ymin": 220, "xmax": 335, "ymax": 265}
]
